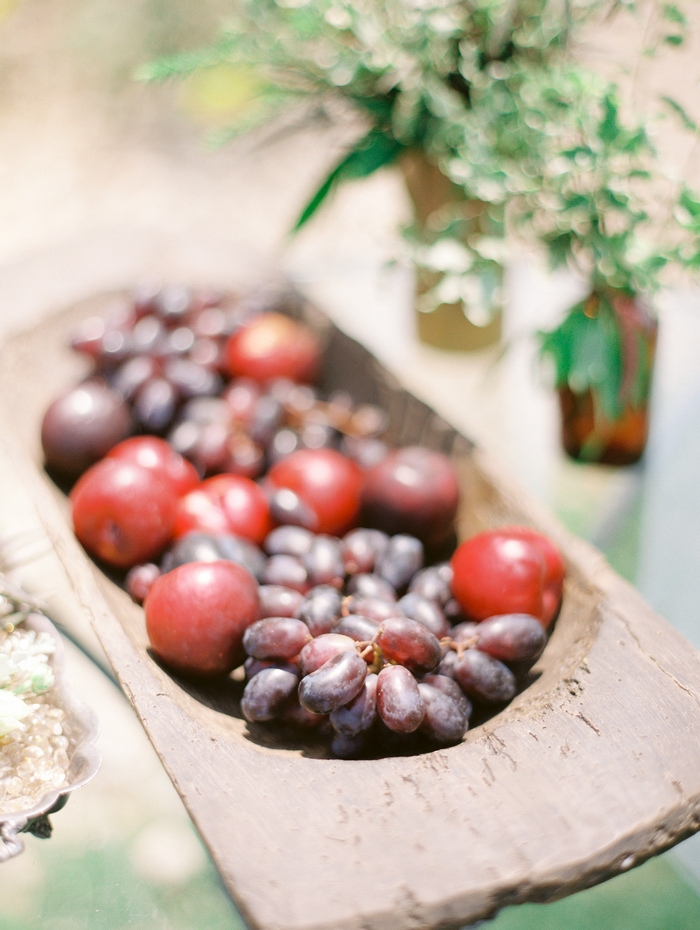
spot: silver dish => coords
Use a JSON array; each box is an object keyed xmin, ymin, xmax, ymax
[{"xmin": 0, "ymin": 611, "xmax": 101, "ymax": 861}]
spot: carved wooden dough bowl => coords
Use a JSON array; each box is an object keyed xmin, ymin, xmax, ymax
[{"xmin": 1, "ymin": 290, "xmax": 700, "ymax": 930}]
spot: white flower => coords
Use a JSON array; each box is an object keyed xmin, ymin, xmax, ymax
[{"xmin": 0, "ymin": 689, "xmax": 32, "ymax": 738}]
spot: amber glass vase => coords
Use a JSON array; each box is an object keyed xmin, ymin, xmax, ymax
[
  {"xmin": 557, "ymin": 293, "xmax": 658, "ymax": 466},
  {"xmin": 400, "ymin": 151, "xmax": 503, "ymax": 352}
]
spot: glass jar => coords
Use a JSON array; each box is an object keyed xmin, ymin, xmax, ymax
[
  {"xmin": 557, "ymin": 293, "xmax": 658, "ymax": 466},
  {"xmin": 401, "ymin": 151, "xmax": 503, "ymax": 352}
]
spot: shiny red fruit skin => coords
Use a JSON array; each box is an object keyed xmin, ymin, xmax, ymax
[
  {"xmin": 267, "ymin": 448, "xmax": 363, "ymax": 536},
  {"xmin": 224, "ymin": 312, "xmax": 321, "ymax": 384},
  {"xmin": 360, "ymin": 445, "xmax": 460, "ymax": 548},
  {"xmin": 106, "ymin": 436, "xmax": 200, "ymax": 497},
  {"xmin": 450, "ymin": 529, "xmax": 555, "ymax": 626},
  {"xmin": 495, "ymin": 525, "xmax": 565, "ymax": 627},
  {"xmin": 145, "ymin": 560, "xmax": 260, "ymax": 677},
  {"xmin": 173, "ymin": 474, "xmax": 272, "ymax": 544},
  {"xmin": 71, "ymin": 459, "xmax": 178, "ymax": 568}
]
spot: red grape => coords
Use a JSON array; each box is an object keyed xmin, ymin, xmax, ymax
[{"xmin": 376, "ymin": 665, "xmax": 425, "ymax": 733}]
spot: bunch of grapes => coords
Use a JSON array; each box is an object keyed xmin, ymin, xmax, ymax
[
  {"xmin": 233, "ymin": 525, "xmax": 547, "ymax": 758},
  {"xmin": 43, "ymin": 284, "xmax": 389, "ymax": 485}
]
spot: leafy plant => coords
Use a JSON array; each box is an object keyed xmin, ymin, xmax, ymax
[{"xmin": 139, "ymin": 0, "xmax": 700, "ymax": 440}]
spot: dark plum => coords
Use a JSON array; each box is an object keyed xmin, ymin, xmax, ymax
[
  {"xmin": 360, "ymin": 446, "xmax": 460, "ymax": 548},
  {"xmin": 41, "ymin": 380, "xmax": 134, "ymax": 479}
]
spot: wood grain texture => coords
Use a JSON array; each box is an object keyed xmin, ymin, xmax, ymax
[{"xmin": 2, "ymin": 290, "xmax": 700, "ymax": 930}]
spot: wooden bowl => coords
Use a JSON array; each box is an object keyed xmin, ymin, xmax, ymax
[{"xmin": 1, "ymin": 288, "xmax": 700, "ymax": 930}]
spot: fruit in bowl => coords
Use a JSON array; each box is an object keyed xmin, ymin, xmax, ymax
[{"xmin": 41, "ymin": 283, "xmax": 567, "ymax": 759}]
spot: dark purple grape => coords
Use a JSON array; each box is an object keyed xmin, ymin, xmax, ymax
[
  {"xmin": 341, "ymin": 528, "xmax": 389, "ymax": 575},
  {"xmin": 163, "ymin": 357, "xmax": 223, "ymax": 400},
  {"xmin": 475, "ymin": 613, "xmax": 547, "ymax": 663},
  {"xmin": 243, "ymin": 617, "xmax": 311, "ymax": 661},
  {"xmin": 342, "ymin": 594, "xmax": 403, "ymax": 625},
  {"xmin": 298, "ymin": 633, "xmax": 357, "ymax": 675},
  {"xmin": 299, "ymin": 421, "xmax": 339, "ymax": 451},
  {"xmin": 133, "ymin": 376, "xmax": 178, "ymax": 433},
  {"xmin": 418, "ymin": 678, "xmax": 470, "ymax": 744},
  {"xmin": 268, "ymin": 428, "xmax": 302, "ymax": 463},
  {"xmin": 397, "ymin": 592, "xmax": 450, "ymax": 638},
  {"xmin": 450, "ymin": 621, "xmax": 480, "ymax": 645},
  {"xmin": 244, "ymin": 657, "xmax": 300, "ymax": 681},
  {"xmin": 340, "ymin": 436, "xmax": 389, "ymax": 470},
  {"xmin": 179, "ymin": 396, "xmax": 231, "ymax": 426},
  {"xmin": 376, "ymin": 665, "xmax": 425, "ymax": 734},
  {"xmin": 329, "ymin": 673, "xmax": 378, "ymax": 737},
  {"xmin": 258, "ymin": 585, "xmax": 305, "ymax": 619},
  {"xmin": 434, "ymin": 647, "xmax": 459, "ymax": 679},
  {"xmin": 213, "ymin": 534, "xmax": 267, "ymax": 579},
  {"xmin": 279, "ymin": 696, "xmax": 326, "ymax": 729},
  {"xmin": 304, "ymin": 535, "xmax": 345, "ymax": 588},
  {"xmin": 268, "ymin": 487, "xmax": 319, "ymax": 532},
  {"xmin": 375, "ymin": 534, "xmax": 424, "ymax": 591},
  {"xmin": 408, "ymin": 563, "xmax": 453, "ymax": 606},
  {"xmin": 99, "ymin": 326, "xmax": 134, "ymax": 367},
  {"xmin": 131, "ymin": 314, "xmax": 165, "ymax": 354},
  {"xmin": 298, "ymin": 650, "xmax": 368, "ymax": 715},
  {"xmin": 375, "ymin": 616, "xmax": 442, "ymax": 673},
  {"xmin": 41, "ymin": 380, "xmax": 134, "ymax": 478},
  {"xmin": 296, "ymin": 585, "xmax": 343, "ymax": 637},
  {"xmin": 330, "ymin": 731, "xmax": 368, "ymax": 759},
  {"xmin": 131, "ymin": 283, "xmax": 161, "ymax": 316},
  {"xmin": 162, "ymin": 325, "xmax": 196, "ymax": 357},
  {"xmin": 264, "ymin": 525, "xmax": 315, "ymax": 558},
  {"xmin": 345, "ymin": 573, "xmax": 396, "ymax": 602},
  {"xmin": 125, "ymin": 562, "xmax": 160, "ymax": 604},
  {"xmin": 261, "ymin": 553, "xmax": 310, "ymax": 593},
  {"xmin": 453, "ymin": 649, "xmax": 516, "ymax": 704},
  {"xmin": 190, "ymin": 336, "xmax": 224, "ymax": 371},
  {"xmin": 167, "ymin": 420, "xmax": 223, "ymax": 475},
  {"xmin": 111, "ymin": 355, "xmax": 159, "ymax": 401},
  {"xmin": 161, "ymin": 532, "xmax": 265, "ymax": 580},
  {"xmin": 224, "ymin": 433, "xmax": 265, "ymax": 478},
  {"xmin": 154, "ymin": 285, "xmax": 191, "ymax": 324},
  {"xmin": 248, "ymin": 394, "xmax": 284, "ymax": 445},
  {"xmin": 421, "ymin": 673, "xmax": 471, "ymax": 706},
  {"xmin": 241, "ymin": 666, "xmax": 300, "ymax": 722},
  {"xmin": 334, "ymin": 614, "xmax": 381, "ymax": 643}
]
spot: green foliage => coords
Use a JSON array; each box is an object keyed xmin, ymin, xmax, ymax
[{"xmin": 140, "ymin": 0, "xmax": 700, "ymax": 421}]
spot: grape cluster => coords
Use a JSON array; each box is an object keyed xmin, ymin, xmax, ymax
[
  {"xmin": 59, "ymin": 285, "xmax": 389, "ymax": 482},
  {"xmin": 151, "ymin": 523, "xmax": 548, "ymax": 758}
]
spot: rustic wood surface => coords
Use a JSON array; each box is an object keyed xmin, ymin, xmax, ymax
[{"xmin": 2, "ymin": 290, "xmax": 700, "ymax": 930}]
